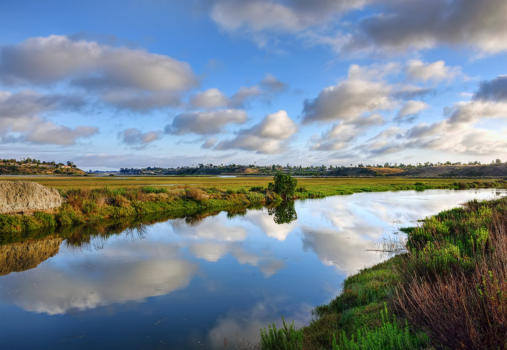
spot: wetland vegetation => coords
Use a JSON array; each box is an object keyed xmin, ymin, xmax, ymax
[{"xmin": 2, "ymin": 176, "xmax": 506, "ymax": 236}]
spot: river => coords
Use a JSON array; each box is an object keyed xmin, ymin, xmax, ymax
[{"xmin": 0, "ymin": 188, "xmax": 505, "ymax": 349}]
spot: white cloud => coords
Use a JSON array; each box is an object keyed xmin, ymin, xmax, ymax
[
  {"xmin": 406, "ymin": 60, "xmax": 460, "ymax": 83},
  {"xmin": 395, "ymin": 100, "xmax": 429, "ymax": 122},
  {"xmin": 189, "ymin": 88, "xmax": 230, "ymax": 109},
  {"xmin": 302, "ymin": 66, "xmax": 395, "ymax": 124},
  {"xmin": 0, "ymin": 35, "xmax": 198, "ymax": 111},
  {"xmin": 0, "ymin": 90, "xmax": 98, "ymax": 145},
  {"xmin": 210, "ymin": 0, "xmax": 369, "ymax": 34},
  {"xmin": 310, "ymin": 116, "xmax": 383, "ymax": 151},
  {"xmin": 166, "ymin": 109, "xmax": 248, "ymax": 135},
  {"xmin": 344, "ymin": 0, "xmax": 507, "ymax": 55},
  {"xmin": 215, "ymin": 110, "xmax": 297, "ymax": 153},
  {"xmin": 119, "ymin": 128, "xmax": 162, "ymax": 147},
  {"xmin": 0, "ymin": 35, "xmax": 198, "ymax": 90},
  {"xmin": 259, "ymin": 73, "xmax": 288, "ymax": 92}
]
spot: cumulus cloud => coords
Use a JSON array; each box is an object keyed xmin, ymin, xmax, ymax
[
  {"xmin": 0, "ymin": 35, "xmax": 198, "ymax": 111},
  {"xmin": 406, "ymin": 60, "xmax": 460, "ymax": 83},
  {"xmin": 302, "ymin": 79, "xmax": 394, "ymax": 124},
  {"xmin": 260, "ymin": 73, "xmax": 288, "ymax": 93},
  {"xmin": 0, "ymin": 90, "xmax": 84, "ymax": 118},
  {"xmin": 358, "ymin": 100, "xmax": 507, "ymax": 157},
  {"xmin": 119, "ymin": 128, "xmax": 162, "ymax": 148},
  {"xmin": 344, "ymin": 0, "xmax": 507, "ymax": 55},
  {"xmin": 0, "ymin": 90, "xmax": 98, "ymax": 145},
  {"xmin": 188, "ymin": 74, "xmax": 287, "ymax": 110},
  {"xmin": 19, "ymin": 122, "xmax": 98, "ymax": 145},
  {"xmin": 474, "ymin": 75, "xmax": 507, "ymax": 102},
  {"xmin": 310, "ymin": 115, "xmax": 383, "ymax": 151},
  {"xmin": 208, "ymin": 0, "xmax": 507, "ymax": 57},
  {"xmin": 215, "ymin": 110, "xmax": 297, "ymax": 154},
  {"xmin": 210, "ymin": 0, "xmax": 369, "ymax": 34},
  {"xmin": 0, "ymin": 35, "xmax": 198, "ymax": 90},
  {"xmin": 189, "ymin": 88, "xmax": 230, "ymax": 109},
  {"xmin": 302, "ymin": 65, "xmax": 398, "ymax": 124},
  {"xmin": 395, "ymin": 100, "xmax": 429, "ymax": 123},
  {"xmin": 166, "ymin": 109, "xmax": 248, "ymax": 135}
]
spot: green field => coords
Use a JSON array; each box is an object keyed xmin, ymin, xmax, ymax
[{"xmin": 0, "ymin": 175, "xmax": 501, "ymax": 192}]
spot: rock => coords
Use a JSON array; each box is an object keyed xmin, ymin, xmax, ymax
[{"xmin": 0, "ymin": 181, "xmax": 63, "ymax": 214}]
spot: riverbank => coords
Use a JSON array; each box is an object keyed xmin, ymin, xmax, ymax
[
  {"xmin": 263, "ymin": 195, "xmax": 507, "ymax": 349},
  {"xmin": 1, "ymin": 178, "xmax": 507, "ymax": 238}
]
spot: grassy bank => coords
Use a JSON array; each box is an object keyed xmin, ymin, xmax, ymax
[
  {"xmin": 260, "ymin": 195, "xmax": 507, "ymax": 349},
  {"xmin": 1, "ymin": 178, "xmax": 506, "ymax": 238}
]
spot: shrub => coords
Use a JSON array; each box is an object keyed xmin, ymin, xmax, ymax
[
  {"xmin": 268, "ymin": 173, "xmax": 298, "ymax": 201},
  {"xmin": 82, "ymin": 200, "xmax": 97, "ymax": 214}
]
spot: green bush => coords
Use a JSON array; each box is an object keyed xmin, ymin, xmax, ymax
[{"xmin": 268, "ymin": 173, "xmax": 298, "ymax": 201}]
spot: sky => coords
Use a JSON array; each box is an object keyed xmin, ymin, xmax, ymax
[{"xmin": 1, "ymin": 0, "xmax": 507, "ymax": 170}]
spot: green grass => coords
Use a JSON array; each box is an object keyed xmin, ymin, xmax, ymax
[{"xmin": 332, "ymin": 305, "xmax": 428, "ymax": 350}]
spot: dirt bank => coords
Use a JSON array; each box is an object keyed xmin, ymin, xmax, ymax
[{"xmin": 0, "ymin": 181, "xmax": 63, "ymax": 214}]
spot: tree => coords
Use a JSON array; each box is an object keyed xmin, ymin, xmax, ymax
[
  {"xmin": 496, "ymin": 159, "xmax": 502, "ymax": 164},
  {"xmin": 268, "ymin": 173, "xmax": 297, "ymax": 201}
]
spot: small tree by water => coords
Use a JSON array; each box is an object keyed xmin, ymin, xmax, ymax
[{"xmin": 268, "ymin": 173, "xmax": 297, "ymax": 201}]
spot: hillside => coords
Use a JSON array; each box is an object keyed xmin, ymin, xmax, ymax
[
  {"xmin": 326, "ymin": 163, "xmax": 507, "ymax": 178},
  {"xmin": 0, "ymin": 165, "xmax": 85, "ymax": 175},
  {"xmin": 398, "ymin": 163, "xmax": 507, "ymax": 178}
]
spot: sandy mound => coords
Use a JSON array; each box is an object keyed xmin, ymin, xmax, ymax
[{"xmin": 0, "ymin": 181, "xmax": 63, "ymax": 214}]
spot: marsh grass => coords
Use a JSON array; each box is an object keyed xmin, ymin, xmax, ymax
[
  {"xmin": 332, "ymin": 304, "xmax": 428, "ymax": 350},
  {"xmin": 260, "ymin": 317, "xmax": 304, "ymax": 350}
]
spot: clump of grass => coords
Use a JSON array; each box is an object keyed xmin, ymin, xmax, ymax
[
  {"xmin": 296, "ymin": 186, "xmax": 308, "ymax": 192},
  {"xmin": 333, "ymin": 304, "xmax": 428, "ymax": 350},
  {"xmin": 141, "ymin": 186, "xmax": 167, "ymax": 194},
  {"xmin": 250, "ymin": 186, "xmax": 264, "ymax": 192},
  {"xmin": 185, "ymin": 187, "xmax": 206, "ymax": 200},
  {"xmin": 260, "ymin": 316, "xmax": 303, "ymax": 350}
]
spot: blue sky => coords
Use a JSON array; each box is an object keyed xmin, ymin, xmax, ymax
[{"xmin": 1, "ymin": 0, "xmax": 507, "ymax": 170}]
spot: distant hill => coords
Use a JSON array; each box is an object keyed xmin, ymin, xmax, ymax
[
  {"xmin": 396, "ymin": 163, "xmax": 507, "ymax": 178},
  {"xmin": 0, "ymin": 165, "xmax": 85, "ymax": 175},
  {"xmin": 327, "ymin": 163, "xmax": 507, "ymax": 178}
]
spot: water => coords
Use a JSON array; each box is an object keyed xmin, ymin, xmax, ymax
[{"xmin": 0, "ymin": 189, "xmax": 504, "ymax": 349}]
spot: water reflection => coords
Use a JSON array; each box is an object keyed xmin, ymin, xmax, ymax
[
  {"xmin": 268, "ymin": 201, "xmax": 297, "ymax": 225},
  {"xmin": 0, "ymin": 189, "xmax": 504, "ymax": 349}
]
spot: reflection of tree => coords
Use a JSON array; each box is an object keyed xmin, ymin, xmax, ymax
[{"xmin": 268, "ymin": 201, "xmax": 297, "ymax": 225}]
